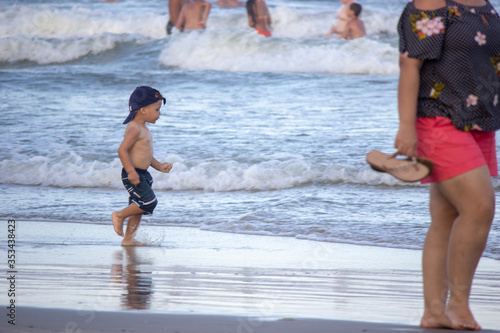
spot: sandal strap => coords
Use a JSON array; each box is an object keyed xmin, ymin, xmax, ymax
[{"xmin": 382, "ymin": 156, "xmax": 420, "ymax": 172}]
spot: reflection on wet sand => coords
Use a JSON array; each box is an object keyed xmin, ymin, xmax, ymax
[{"xmin": 111, "ymin": 247, "xmax": 153, "ymax": 310}]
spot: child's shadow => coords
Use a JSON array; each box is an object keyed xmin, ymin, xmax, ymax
[{"xmin": 110, "ymin": 247, "xmax": 154, "ymax": 310}]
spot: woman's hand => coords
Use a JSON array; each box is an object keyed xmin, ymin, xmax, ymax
[{"xmin": 394, "ymin": 125, "xmax": 418, "ymax": 157}]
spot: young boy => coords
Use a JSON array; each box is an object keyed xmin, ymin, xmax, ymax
[
  {"xmin": 326, "ymin": 0, "xmax": 356, "ymax": 39},
  {"xmin": 340, "ymin": 3, "xmax": 366, "ymax": 40},
  {"xmin": 112, "ymin": 86, "xmax": 173, "ymax": 246}
]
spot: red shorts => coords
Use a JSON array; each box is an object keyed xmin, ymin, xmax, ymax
[
  {"xmin": 416, "ymin": 116, "xmax": 498, "ymax": 184},
  {"xmin": 255, "ymin": 28, "xmax": 271, "ymax": 37}
]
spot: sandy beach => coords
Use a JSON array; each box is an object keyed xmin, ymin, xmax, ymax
[
  {"xmin": 1, "ymin": 221, "xmax": 499, "ymax": 332},
  {"xmin": 2, "ymin": 0, "xmax": 500, "ymax": 332},
  {"xmin": 8, "ymin": 307, "xmax": 500, "ymax": 333}
]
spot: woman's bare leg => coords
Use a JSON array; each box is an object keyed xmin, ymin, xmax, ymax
[
  {"xmin": 420, "ymin": 183, "xmax": 456, "ymax": 329},
  {"xmin": 421, "ymin": 166, "xmax": 494, "ymax": 331},
  {"xmin": 440, "ymin": 166, "xmax": 494, "ymax": 330}
]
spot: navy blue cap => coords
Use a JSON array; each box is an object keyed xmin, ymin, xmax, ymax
[{"xmin": 124, "ymin": 86, "xmax": 166, "ymax": 124}]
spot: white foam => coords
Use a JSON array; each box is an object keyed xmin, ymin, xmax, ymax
[
  {"xmin": 0, "ymin": 153, "xmax": 123, "ymax": 188},
  {"xmin": 157, "ymin": 2, "xmax": 399, "ymax": 74},
  {"xmin": 269, "ymin": 5, "xmax": 332, "ymax": 39},
  {"xmin": 0, "ymin": 5, "xmax": 166, "ymax": 39},
  {"xmin": 159, "ymin": 30, "xmax": 398, "ymax": 74},
  {"xmin": 208, "ymin": 5, "xmax": 401, "ymax": 39},
  {"xmin": 0, "ymin": 4, "xmax": 400, "ymax": 71},
  {"xmin": 0, "ymin": 34, "xmax": 139, "ymax": 64},
  {"xmin": 0, "ymin": 152, "xmax": 416, "ymax": 191},
  {"xmin": 0, "ymin": 5, "xmax": 164, "ymax": 64}
]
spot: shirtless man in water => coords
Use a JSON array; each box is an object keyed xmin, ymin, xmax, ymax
[
  {"xmin": 216, "ymin": 0, "xmax": 243, "ymax": 7},
  {"xmin": 176, "ymin": 0, "xmax": 212, "ymax": 32},
  {"xmin": 246, "ymin": 0, "xmax": 272, "ymax": 37},
  {"xmin": 326, "ymin": 0, "xmax": 356, "ymax": 39},
  {"xmin": 167, "ymin": 0, "xmax": 189, "ymax": 34},
  {"xmin": 339, "ymin": 3, "xmax": 366, "ymax": 40}
]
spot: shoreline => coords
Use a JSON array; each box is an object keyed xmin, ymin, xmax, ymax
[
  {"xmin": 5, "ymin": 306, "xmax": 500, "ymax": 333},
  {"xmin": 1, "ymin": 221, "xmax": 499, "ymax": 331},
  {"xmin": 9, "ymin": 216, "xmax": 500, "ymax": 262}
]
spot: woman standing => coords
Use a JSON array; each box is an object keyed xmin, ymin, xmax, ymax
[{"xmin": 396, "ymin": 0, "xmax": 500, "ymax": 330}]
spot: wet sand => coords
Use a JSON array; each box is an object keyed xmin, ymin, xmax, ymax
[
  {"xmin": 9, "ymin": 307, "xmax": 500, "ymax": 333},
  {"xmin": 1, "ymin": 221, "xmax": 499, "ymax": 332}
]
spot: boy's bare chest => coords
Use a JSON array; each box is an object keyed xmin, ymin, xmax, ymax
[{"xmin": 134, "ymin": 130, "xmax": 153, "ymax": 151}]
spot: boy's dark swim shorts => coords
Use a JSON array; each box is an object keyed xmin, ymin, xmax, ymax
[{"xmin": 121, "ymin": 168, "xmax": 158, "ymax": 215}]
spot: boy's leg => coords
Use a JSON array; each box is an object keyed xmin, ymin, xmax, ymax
[
  {"xmin": 112, "ymin": 204, "xmax": 145, "ymax": 236},
  {"xmin": 122, "ymin": 214, "xmax": 144, "ymax": 246}
]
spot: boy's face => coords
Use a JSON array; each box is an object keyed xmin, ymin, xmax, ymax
[
  {"xmin": 347, "ymin": 8, "xmax": 355, "ymax": 19},
  {"xmin": 141, "ymin": 100, "xmax": 163, "ymax": 124}
]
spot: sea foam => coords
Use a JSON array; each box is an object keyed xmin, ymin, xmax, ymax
[
  {"xmin": 6, "ymin": 152, "xmax": 500, "ymax": 191},
  {"xmin": 0, "ymin": 152, "xmax": 418, "ymax": 191},
  {"xmin": 159, "ymin": 30, "xmax": 398, "ymax": 74},
  {"xmin": 0, "ymin": 5, "xmax": 164, "ymax": 64},
  {"xmin": 0, "ymin": 4, "xmax": 400, "ymax": 73}
]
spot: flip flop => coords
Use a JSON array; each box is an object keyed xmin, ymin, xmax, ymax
[{"xmin": 366, "ymin": 150, "xmax": 434, "ymax": 182}]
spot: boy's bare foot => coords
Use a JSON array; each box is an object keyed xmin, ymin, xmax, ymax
[
  {"xmin": 445, "ymin": 305, "xmax": 482, "ymax": 331},
  {"xmin": 121, "ymin": 239, "xmax": 146, "ymax": 246},
  {"xmin": 110, "ymin": 264, "xmax": 123, "ymax": 282},
  {"xmin": 420, "ymin": 313, "xmax": 452, "ymax": 329},
  {"xmin": 112, "ymin": 212, "xmax": 124, "ymax": 237}
]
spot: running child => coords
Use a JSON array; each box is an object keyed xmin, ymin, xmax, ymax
[{"xmin": 112, "ymin": 86, "xmax": 172, "ymax": 246}]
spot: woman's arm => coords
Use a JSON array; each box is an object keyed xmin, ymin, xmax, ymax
[{"xmin": 395, "ymin": 54, "xmax": 424, "ymax": 157}]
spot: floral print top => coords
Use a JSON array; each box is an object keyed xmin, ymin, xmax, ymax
[{"xmin": 398, "ymin": 0, "xmax": 500, "ymax": 131}]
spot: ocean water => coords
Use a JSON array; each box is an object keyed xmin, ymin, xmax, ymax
[{"xmin": 1, "ymin": 0, "xmax": 500, "ymax": 260}]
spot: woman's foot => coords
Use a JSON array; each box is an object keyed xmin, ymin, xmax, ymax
[
  {"xmin": 420, "ymin": 312, "xmax": 452, "ymax": 329},
  {"xmin": 446, "ymin": 303, "xmax": 482, "ymax": 331}
]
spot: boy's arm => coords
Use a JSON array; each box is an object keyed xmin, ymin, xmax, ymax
[
  {"xmin": 201, "ymin": 2, "xmax": 211, "ymax": 26},
  {"xmin": 326, "ymin": 25, "xmax": 337, "ymax": 38},
  {"xmin": 265, "ymin": 3, "xmax": 271, "ymax": 25},
  {"xmin": 176, "ymin": 8, "xmax": 186, "ymax": 31},
  {"xmin": 151, "ymin": 157, "xmax": 173, "ymax": 173},
  {"xmin": 118, "ymin": 125, "xmax": 141, "ymax": 185},
  {"xmin": 340, "ymin": 21, "xmax": 352, "ymax": 39},
  {"xmin": 248, "ymin": 13, "xmax": 255, "ymax": 27},
  {"xmin": 395, "ymin": 54, "xmax": 423, "ymax": 157}
]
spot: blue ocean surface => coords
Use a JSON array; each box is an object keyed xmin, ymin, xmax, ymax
[{"xmin": 1, "ymin": 0, "xmax": 500, "ymax": 260}]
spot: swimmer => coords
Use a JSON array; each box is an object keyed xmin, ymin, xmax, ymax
[
  {"xmin": 216, "ymin": 0, "xmax": 243, "ymax": 7},
  {"xmin": 166, "ymin": 0, "xmax": 189, "ymax": 35},
  {"xmin": 326, "ymin": 0, "xmax": 357, "ymax": 39},
  {"xmin": 176, "ymin": 0, "xmax": 212, "ymax": 32},
  {"xmin": 340, "ymin": 3, "xmax": 366, "ymax": 40},
  {"xmin": 246, "ymin": 0, "xmax": 272, "ymax": 37}
]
